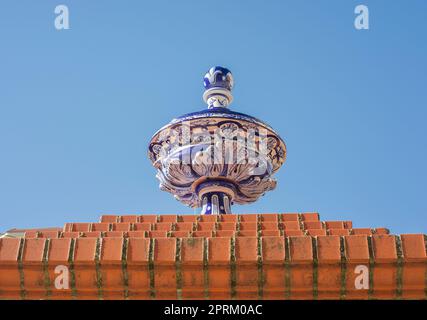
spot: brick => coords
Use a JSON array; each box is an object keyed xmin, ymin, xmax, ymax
[
  {"xmin": 169, "ymin": 231, "xmax": 190, "ymax": 238},
  {"xmin": 400, "ymin": 234, "xmax": 427, "ymax": 261},
  {"xmin": 45, "ymin": 239, "xmax": 72, "ymax": 298},
  {"xmin": 133, "ymin": 223, "xmax": 152, "ymax": 231},
  {"xmin": 100, "ymin": 215, "xmax": 119, "ymax": 223},
  {"xmin": 21, "ymin": 239, "xmax": 48, "ymax": 298},
  {"xmin": 153, "ymin": 238, "xmax": 177, "ymax": 298},
  {"xmin": 99, "ymin": 238, "xmax": 124, "ymax": 298},
  {"xmin": 260, "ymin": 214, "xmax": 279, "ymax": 222},
  {"xmin": 325, "ymin": 221, "xmax": 345, "ymax": 229},
  {"xmin": 288, "ymin": 236, "xmax": 314, "ymax": 298},
  {"xmin": 104, "ymin": 231, "xmax": 125, "ymax": 238},
  {"xmin": 234, "ymin": 237, "xmax": 258, "ymax": 299},
  {"xmin": 120, "ymin": 215, "xmax": 139, "ymax": 223},
  {"xmin": 372, "ymin": 235, "xmax": 397, "ymax": 262},
  {"xmin": 316, "ymin": 236, "xmax": 341, "ymax": 262},
  {"xmin": 344, "ymin": 221, "xmax": 353, "ymax": 229},
  {"xmin": 72, "ymin": 238, "xmax": 99, "ymax": 298},
  {"xmin": 91, "ymin": 223, "xmax": 110, "ymax": 232},
  {"xmin": 352, "ymin": 228, "xmax": 373, "ymax": 235},
  {"xmin": 127, "ymin": 238, "xmax": 150, "ymax": 263},
  {"xmin": 402, "ymin": 263, "xmax": 426, "ymax": 299},
  {"xmin": 180, "ymin": 237, "xmax": 205, "ymax": 299},
  {"xmin": 175, "ymin": 222, "xmax": 194, "ymax": 231},
  {"xmin": 284, "ymin": 230, "xmax": 304, "ymax": 237},
  {"xmin": 158, "ymin": 214, "xmax": 177, "ymax": 223},
  {"xmin": 127, "ymin": 231, "xmax": 146, "ymax": 238},
  {"xmin": 0, "ymin": 238, "xmax": 21, "ymax": 264},
  {"xmin": 344, "ymin": 235, "xmax": 369, "ymax": 262},
  {"xmin": 262, "ymin": 237, "xmax": 285, "ymax": 262},
  {"xmin": 208, "ymin": 238, "xmax": 230, "ymax": 263},
  {"xmin": 374, "ymin": 228, "xmax": 390, "ymax": 235},
  {"xmin": 147, "ymin": 231, "xmax": 167, "ymax": 238},
  {"xmin": 0, "ymin": 238, "xmax": 22, "ymax": 298},
  {"xmin": 283, "ymin": 221, "xmax": 300, "ymax": 230},
  {"xmin": 199, "ymin": 215, "xmax": 217, "ymax": 222},
  {"xmin": 316, "ymin": 236, "xmax": 342, "ymax": 299},
  {"xmin": 81, "ymin": 231, "xmax": 102, "ymax": 238},
  {"xmin": 261, "ymin": 230, "xmax": 281, "ymax": 237},
  {"xmin": 238, "ymin": 214, "xmax": 258, "ymax": 222},
  {"xmin": 238, "ymin": 230, "xmax": 258, "ymax": 237},
  {"xmin": 111, "ymin": 223, "xmax": 131, "ymax": 231},
  {"xmin": 73, "ymin": 238, "xmax": 97, "ymax": 263},
  {"xmin": 70, "ymin": 223, "xmax": 92, "ymax": 232},
  {"xmin": 281, "ymin": 213, "xmax": 299, "ymax": 221},
  {"xmin": 139, "ymin": 215, "xmax": 158, "ymax": 223},
  {"xmin": 400, "ymin": 236, "xmax": 427, "ymax": 298},
  {"xmin": 179, "ymin": 215, "xmax": 199, "ymax": 222},
  {"xmin": 306, "ymin": 229, "xmax": 327, "ymax": 236},
  {"xmin": 289, "ymin": 236, "xmax": 313, "ymax": 263},
  {"xmin": 217, "ymin": 222, "xmax": 236, "ymax": 231},
  {"xmin": 61, "ymin": 232, "xmax": 80, "ymax": 238},
  {"xmin": 216, "ymin": 230, "xmax": 235, "ymax": 237},
  {"xmin": 208, "ymin": 237, "xmax": 231, "ymax": 299},
  {"xmin": 47, "ymin": 238, "xmax": 71, "ymax": 264},
  {"xmin": 153, "ymin": 238, "xmax": 176, "ymax": 263},
  {"xmin": 192, "ymin": 231, "xmax": 212, "ymax": 238},
  {"xmin": 304, "ymin": 221, "xmax": 323, "ymax": 230},
  {"xmin": 22, "ymin": 238, "xmax": 46, "ymax": 263},
  {"xmin": 220, "ymin": 215, "xmax": 238, "ymax": 222},
  {"xmin": 261, "ymin": 222, "xmax": 279, "ymax": 230},
  {"xmin": 181, "ymin": 238, "xmax": 204, "ymax": 263},
  {"xmin": 39, "ymin": 231, "xmax": 60, "ymax": 238},
  {"xmin": 126, "ymin": 238, "xmax": 150, "ymax": 298},
  {"xmin": 24, "ymin": 231, "xmax": 39, "ymax": 238},
  {"xmin": 262, "ymin": 236, "xmax": 286, "ymax": 299},
  {"xmin": 196, "ymin": 222, "xmax": 216, "ymax": 231},
  {"xmin": 329, "ymin": 229, "xmax": 351, "ymax": 236},
  {"xmin": 100, "ymin": 238, "xmax": 123, "ymax": 263},
  {"xmin": 371, "ymin": 235, "xmax": 398, "ymax": 298},
  {"xmin": 235, "ymin": 237, "xmax": 258, "ymax": 263},
  {"xmin": 239, "ymin": 222, "xmax": 257, "ymax": 231},
  {"xmin": 153, "ymin": 222, "xmax": 172, "ymax": 231},
  {"xmin": 301, "ymin": 212, "xmax": 320, "ymax": 221}
]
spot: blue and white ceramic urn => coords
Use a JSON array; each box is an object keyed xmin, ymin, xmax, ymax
[{"xmin": 148, "ymin": 66, "xmax": 286, "ymax": 214}]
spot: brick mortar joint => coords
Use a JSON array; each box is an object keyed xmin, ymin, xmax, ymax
[
  {"xmin": 202, "ymin": 237, "xmax": 209, "ymax": 299},
  {"xmin": 148, "ymin": 238, "xmax": 156, "ymax": 299},
  {"xmin": 284, "ymin": 237, "xmax": 291, "ymax": 299},
  {"xmin": 175, "ymin": 238, "xmax": 183, "ymax": 300},
  {"xmin": 121, "ymin": 238, "xmax": 129, "ymax": 299},
  {"xmin": 311, "ymin": 236, "xmax": 319, "ymax": 300},
  {"xmin": 42, "ymin": 238, "xmax": 52, "ymax": 298},
  {"xmin": 17, "ymin": 238, "xmax": 26, "ymax": 299},
  {"xmin": 95, "ymin": 238, "xmax": 103, "ymax": 299},
  {"xmin": 256, "ymin": 232, "xmax": 264, "ymax": 299},
  {"xmin": 230, "ymin": 237, "xmax": 237, "ymax": 299},
  {"xmin": 395, "ymin": 235, "xmax": 404, "ymax": 299},
  {"xmin": 339, "ymin": 236, "xmax": 347, "ymax": 299},
  {"xmin": 367, "ymin": 236, "xmax": 375, "ymax": 298}
]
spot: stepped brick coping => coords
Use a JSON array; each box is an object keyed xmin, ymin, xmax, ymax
[{"xmin": 0, "ymin": 213, "xmax": 426, "ymax": 300}]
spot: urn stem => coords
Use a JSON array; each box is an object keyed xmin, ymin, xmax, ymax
[{"xmin": 200, "ymin": 191, "xmax": 232, "ymax": 215}]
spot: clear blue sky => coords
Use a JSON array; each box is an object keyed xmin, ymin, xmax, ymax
[{"xmin": 1, "ymin": 1, "xmax": 426, "ymax": 234}]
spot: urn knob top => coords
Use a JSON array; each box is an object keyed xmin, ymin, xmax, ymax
[{"xmin": 202, "ymin": 66, "xmax": 234, "ymax": 108}]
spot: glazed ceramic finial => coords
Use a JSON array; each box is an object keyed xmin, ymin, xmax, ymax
[
  {"xmin": 202, "ymin": 66, "xmax": 234, "ymax": 109},
  {"xmin": 149, "ymin": 67, "xmax": 287, "ymax": 215}
]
